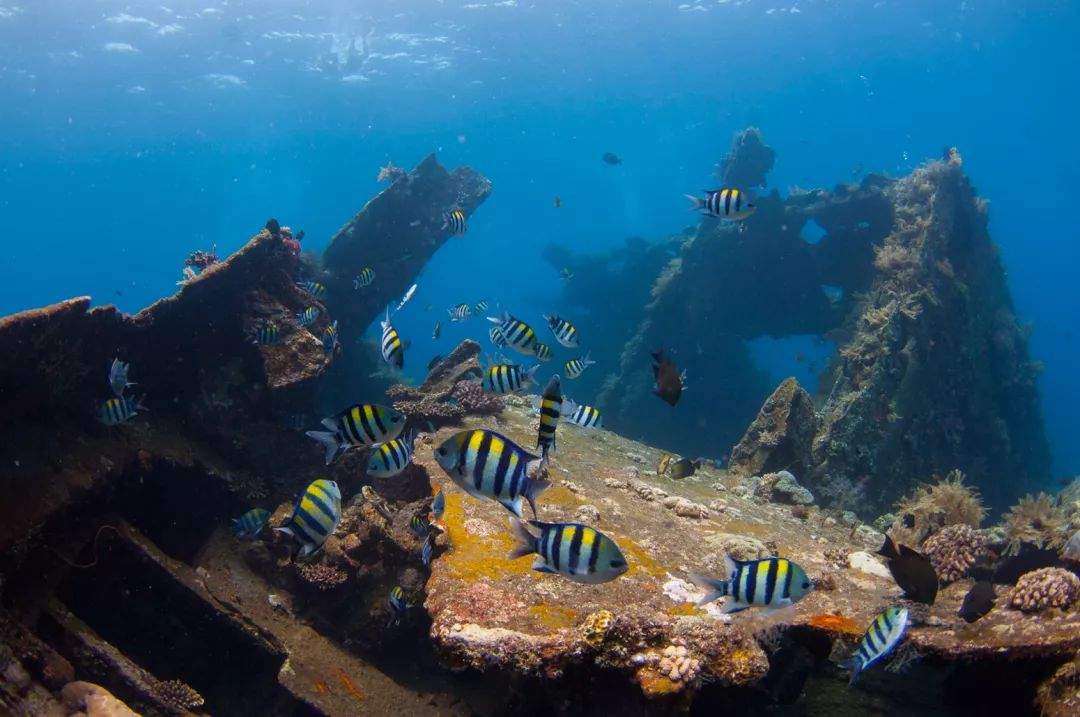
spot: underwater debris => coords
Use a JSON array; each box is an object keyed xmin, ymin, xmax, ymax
[
  {"xmin": 1008, "ymin": 567, "xmax": 1079, "ymax": 612},
  {"xmin": 891, "ymin": 470, "xmax": 985, "ymax": 546},
  {"xmin": 157, "ymin": 678, "xmax": 205, "ymax": 711},
  {"xmin": 1002, "ymin": 492, "xmax": 1068, "ymax": 553},
  {"xmin": 921, "ymin": 524, "xmax": 986, "ymax": 584},
  {"xmin": 296, "ymin": 562, "xmax": 349, "ymax": 591}
]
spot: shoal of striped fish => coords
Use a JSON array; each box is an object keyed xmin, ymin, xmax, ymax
[
  {"xmin": 99, "ymin": 395, "xmax": 145, "ymax": 426},
  {"xmin": 296, "ymin": 280, "xmax": 327, "ymax": 299},
  {"xmin": 533, "ymin": 342, "xmax": 553, "ymax": 362},
  {"xmin": 508, "ymin": 518, "xmax": 628, "ymax": 584},
  {"xmin": 489, "ymin": 325, "xmax": 508, "ymax": 348},
  {"xmin": 434, "ymin": 429, "xmax": 551, "ymax": 518},
  {"xmin": 442, "ymin": 209, "xmax": 467, "ymax": 235},
  {"xmin": 483, "ymin": 363, "xmax": 539, "ymax": 395},
  {"xmin": 839, "ymin": 607, "xmax": 910, "ymax": 685},
  {"xmin": 487, "ymin": 312, "xmax": 536, "ymax": 355},
  {"xmin": 297, "ymin": 306, "xmax": 321, "ymax": 327},
  {"xmin": 380, "ymin": 308, "xmax": 405, "ymax": 369},
  {"xmin": 474, "ymin": 299, "xmax": 489, "ymax": 314},
  {"xmin": 353, "ymin": 267, "xmax": 375, "ymax": 289},
  {"xmin": 108, "ymin": 358, "xmax": 133, "ymax": 397},
  {"xmin": 275, "ymin": 479, "xmax": 342, "ymax": 558},
  {"xmin": 544, "ymin": 314, "xmax": 580, "ymax": 348},
  {"xmin": 431, "ymin": 489, "xmax": 445, "ymax": 521},
  {"xmin": 536, "ymin": 375, "xmax": 562, "ymax": 457},
  {"xmin": 232, "ymin": 508, "xmax": 270, "ymax": 539},
  {"xmin": 562, "ymin": 398, "xmax": 602, "ymax": 428},
  {"xmin": 448, "ymin": 303, "xmax": 472, "ymax": 322},
  {"xmin": 367, "ymin": 432, "xmax": 415, "ymax": 478},
  {"xmin": 564, "ymin": 353, "xmax": 595, "ymax": 379},
  {"xmin": 251, "ymin": 322, "xmax": 280, "ymax": 346},
  {"xmin": 387, "ymin": 586, "xmax": 409, "ymax": 628},
  {"xmin": 306, "ymin": 403, "xmax": 406, "ymax": 464},
  {"xmin": 432, "ymin": 321, "xmax": 441, "ymax": 340},
  {"xmin": 321, "ymin": 320, "xmax": 339, "ymax": 355},
  {"xmin": 685, "ymin": 188, "xmax": 756, "ymax": 220},
  {"xmin": 691, "ymin": 556, "xmax": 813, "ymax": 614}
]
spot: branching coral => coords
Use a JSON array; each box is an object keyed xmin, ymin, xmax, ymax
[
  {"xmin": 386, "ymin": 383, "xmax": 466, "ymax": 424},
  {"xmin": 1008, "ymin": 568, "xmax": 1079, "ymax": 613},
  {"xmin": 1002, "ymin": 493, "xmax": 1068, "ymax": 553},
  {"xmin": 376, "ymin": 163, "xmax": 406, "ymax": 183},
  {"xmin": 296, "ymin": 562, "xmax": 349, "ymax": 591},
  {"xmin": 892, "ymin": 470, "xmax": 985, "ymax": 545},
  {"xmin": 450, "ymin": 380, "xmax": 505, "ymax": 415},
  {"xmin": 921, "ymin": 524, "xmax": 986, "ymax": 583},
  {"xmin": 157, "ymin": 679, "xmax": 205, "ymax": 711}
]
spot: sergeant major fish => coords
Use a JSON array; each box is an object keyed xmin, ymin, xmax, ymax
[
  {"xmin": 296, "ymin": 280, "xmax": 327, "ymax": 299},
  {"xmin": 533, "ymin": 342, "xmax": 553, "ymax": 362},
  {"xmin": 297, "ymin": 306, "xmax": 321, "ymax": 327},
  {"xmin": 564, "ymin": 353, "xmax": 595, "ymax": 379},
  {"xmin": 474, "ymin": 299, "xmax": 489, "ymax": 314},
  {"xmin": 839, "ymin": 607, "xmax": 910, "ymax": 685},
  {"xmin": 508, "ymin": 518, "xmax": 628, "ymax": 584},
  {"xmin": 99, "ymin": 395, "xmax": 145, "ymax": 426},
  {"xmin": 544, "ymin": 314, "xmax": 580, "ymax": 348},
  {"xmin": 562, "ymin": 398, "xmax": 602, "ymax": 428},
  {"xmin": 685, "ymin": 188, "xmax": 756, "ymax": 220},
  {"xmin": 232, "ymin": 508, "xmax": 270, "ymax": 539},
  {"xmin": 483, "ymin": 363, "xmax": 540, "ymax": 395},
  {"xmin": 434, "ymin": 429, "xmax": 551, "ymax": 518},
  {"xmin": 321, "ymin": 320, "xmax": 339, "ymax": 355},
  {"xmin": 353, "ymin": 267, "xmax": 375, "ymax": 289},
  {"xmin": 306, "ymin": 403, "xmax": 406, "ymax": 464},
  {"xmin": 691, "ymin": 556, "xmax": 813, "ymax": 614},
  {"xmin": 487, "ymin": 312, "xmax": 536, "ymax": 355},
  {"xmin": 367, "ymin": 431, "xmax": 416, "ymax": 478},
  {"xmin": 489, "ymin": 325, "xmax": 508, "ymax": 348},
  {"xmin": 275, "ymin": 479, "xmax": 341, "ymax": 558},
  {"xmin": 108, "ymin": 358, "xmax": 133, "ymax": 397},
  {"xmin": 442, "ymin": 209, "xmax": 467, "ymax": 235},
  {"xmin": 251, "ymin": 322, "xmax": 280, "ymax": 346},
  {"xmin": 448, "ymin": 303, "xmax": 472, "ymax": 322},
  {"xmin": 381, "ymin": 308, "xmax": 405, "ymax": 369},
  {"xmin": 536, "ymin": 375, "xmax": 562, "ymax": 457},
  {"xmin": 387, "ymin": 586, "xmax": 409, "ymax": 628}
]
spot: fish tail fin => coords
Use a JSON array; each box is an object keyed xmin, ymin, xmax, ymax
[
  {"xmin": 584, "ymin": 350, "xmax": 594, "ymax": 366},
  {"xmin": 524, "ymin": 364, "xmax": 541, "ymax": 385},
  {"xmin": 685, "ymin": 194, "xmax": 705, "ymax": 211},
  {"xmin": 274, "ymin": 525, "xmax": 295, "ymax": 540},
  {"xmin": 689, "ymin": 572, "xmax": 730, "ymax": 605},
  {"xmin": 230, "ymin": 518, "xmax": 242, "ymax": 536},
  {"xmin": 507, "ymin": 517, "xmax": 538, "ymax": 560},
  {"xmin": 524, "ymin": 475, "xmax": 551, "ymax": 519},
  {"xmin": 305, "ymin": 430, "xmax": 342, "ymax": 465}
]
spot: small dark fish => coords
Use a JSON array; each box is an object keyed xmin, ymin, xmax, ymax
[
  {"xmin": 651, "ymin": 349, "xmax": 686, "ymax": 406},
  {"xmin": 958, "ymin": 581, "xmax": 995, "ymax": 623},
  {"xmin": 553, "ymin": 196, "xmax": 562, "ymax": 208},
  {"xmin": 989, "ymin": 543, "xmax": 1063, "ymax": 584},
  {"xmin": 427, "ymin": 354, "xmax": 443, "ymax": 371},
  {"xmin": 265, "ymin": 218, "xmax": 281, "ymax": 236},
  {"xmin": 432, "ymin": 321, "xmax": 441, "ymax": 340},
  {"xmin": 669, "ymin": 457, "xmax": 702, "ymax": 480},
  {"xmin": 601, "ymin": 152, "xmax": 622, "ymax": 165},
  {"xmin": 877, "ymin": 535, "xmax": 938, "ymax": 605}
]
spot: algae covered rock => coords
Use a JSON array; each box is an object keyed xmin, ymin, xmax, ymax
[{"xmin": 730, "ymin": 379, "xmax": 818, "ymax": 479}]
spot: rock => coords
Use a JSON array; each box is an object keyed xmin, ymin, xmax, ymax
[
  {"xmin": 574, "ymin": 504, "xmax": 601, "ymax": 523},
  {"xmin": 671, "ymin": 498, "xmax": 710, "ymax": 520},
  {"xmin": 847, "ymin": 551, "xmax": 892, "ymax": 579},
  {"xmin": 706, "ymin": 534, "xmax": 772, "ymax": 561},
  {"xmin": 753, "ymin": 470, "xmax": 815, "ymax": 505},
  {"xmin": 60, "ymin": 682, "xmax": 139, "ymax": 717},
  {"xmin": 730, "ymin": 381, "xmax": 818, "ymax": 479}
]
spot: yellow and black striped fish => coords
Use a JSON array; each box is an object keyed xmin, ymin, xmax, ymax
[
  {"xmin": 483, "ymin": 363, "xmax": 539, "ymax": 395},
  {"xmin": 353, "ymin": 267, "xmax": 375, "ymax": 289},
  {"xmin": 387, "ymin": 585, "xmax": 409, "ymax": 627},
  {"xmin": 448, "ymin": 303, "xmax": 472, "ymax": 322},
  {"xmin": 544, "ymin": 314, "xmax": 580, "ymax": 348},
  {"xmin": 321, "ymin": 320, "xmax": 339, "ymax": 356},
  {"xmin": 380, "ymin": 308, "xmax": 405, "ymax": 369},
  {"xmin": 840, "ymin": 607, "xmax": 910, "ymax": 685},
  {"xmin": 536, "ymin": 375, "xmax": 562, "ymax": 456},
  {"xmin": 487, "ymin": 311, "xmax": 536, "ymax": 356},
  {"xmin": 367, "ymin": 432, "xmax": 416, "ymax": 478},
  {"xmin": 533, "ymin": 342, "xmax": 553, "ymax": 362},
  {"xmin": 296, "ymin": 280, "xmax": 328, "ymax": 299},
  {"xmin": 99, "ymin": 395, "xmax": 145, "ymax": 426},
  {"xmin": 508, "ymin": 518, "xmax": 628, "ymax": 584},
  {"xmin": 564, "ymin": 352, "xmax": 595, "ymax": 379},
  {"xmin": 275, "ymin": 479, "xmax": 341, "ymax": 558},
  {"xmin": 251, "ymin": 322, "xmax": 280, "ymax": 346},
  {"xmin": 691, "ymin": 556, "xmax": 813, "ymax": 614},
  {"xmin": 442, "ymin": 209, "xmax": 467, "ymax": 235},
  {"xmin": 434, "ymin": 429, "xmax": 550, "ymax": 518},
  {"xmin": 686, "ymin": 188, "xmax": 756, "ymax": 220},
  {"xmin": 489, "ymin": 325, "xmax": 508, "ymax": 348},
  {"xmin": 297, "ymin": 306, "xmax": 321, "ymax": 327},
  {"xmin": 306, "ymin": 403, "xmax": 406, "ymax": 464},
  {"xmin": 474, "ymin": 299, "xmax": 489, "ymax": 313},
  {"xmin": 562, "ymin": 399, "xmax": 602, "ymax": 428}
]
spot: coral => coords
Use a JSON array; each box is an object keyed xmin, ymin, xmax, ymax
[
  {"xmin": 376, "ymin": 162, "xmax": 406, "ymax": 183},
  {"xmin": 296, "ymin": 562, "xmax": 349, "ymax": 591},
  {"xmin": 751, "ymin": 470, "xmax": 815, "ymax": 505},
  {"xmin": 632, "ymin": 645, "xmax": 702, "ymax": 689},
  {"xmin": 451, "ymin": 379, "xmax": 505, "ymax": 416},
  {"xmin": 580, "ymin": 610, "xmax": 615, "ymax": 647},
  {"xmin": 1008, "ymin": 568, "xmax": 1080, "ymax": 613},
  {"xmin": 921, "ymin": 524, "xmax": 986, "ymax": 583},
  {"xmin": 157, "ymin": 679, "xmax": 205, "ymax": 711},
  {"xmin": 1002, "ymin": 493, "xmax": 1068, "ymax": 553},
  {"xmin": 892, "ymin": 470, "xmax": 985, "ymax": 545},
  {"xmin": 388, "ymin": 383, "xmax": 467, "ymax": 423},
  {"xmin": 663, "ymin": 496, "xmax": 710, "ymax": 519}
]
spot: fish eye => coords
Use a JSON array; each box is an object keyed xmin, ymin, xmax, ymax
[
  {"xmin": 610, "ymin": 559, "xmax": 626, "ymax": 568},
  {"xmin": 437, "ymin": 447, "xmax": 447, "ymax": 456},
  {"xmin": 391, "ymin": 415, "xmax": 401, "ymax": 422},
  {"xmin": 802, "ymin": 581, "xmax": 811, "ymax": 589}
]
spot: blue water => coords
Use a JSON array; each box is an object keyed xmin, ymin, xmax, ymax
[{"xmin": 1, "ymin": 0, "xmax": 1077, "ymax": 477}]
